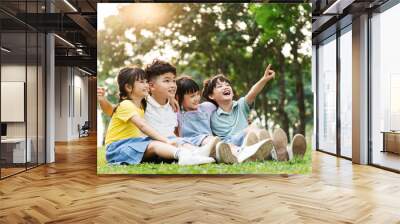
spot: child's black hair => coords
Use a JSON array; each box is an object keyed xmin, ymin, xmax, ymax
[
  {"xmin": 113, "ymin": 67, "xmax": 147, "ymax": 114},
  {"xmin": 145, "ymin": 59, "xmax": 176, "ymax": 81},
  {"xmin": 202, "ymin": 74, "xmax": 236, "ymax": 106},
  {"xmin": 176, "ymin": 75, "xmax": 200, "ymax": 107}
]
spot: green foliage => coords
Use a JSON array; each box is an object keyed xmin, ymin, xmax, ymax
[{"xmin": 98, "ymin": 3, "xmax": 312, "ymax": 137}]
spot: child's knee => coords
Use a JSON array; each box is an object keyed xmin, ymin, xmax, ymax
[
  {"xmin": 201, "ymin": 136, "xmax": 215, "ymax": 145},
  {"xmin": 144, "ymin": 143, "xmax": 156, "ymax": 157}
]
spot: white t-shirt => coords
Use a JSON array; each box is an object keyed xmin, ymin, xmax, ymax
[{"xmin": 144, "ymin": 96, "xmax": 177, "ymax": 137}]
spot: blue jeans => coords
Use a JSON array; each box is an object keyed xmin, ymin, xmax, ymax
[{"xmin": 223, "ymin": 131, "xmax": 246, "ymax": 147}]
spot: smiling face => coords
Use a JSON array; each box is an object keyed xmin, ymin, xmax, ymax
[
  {"xmin": 118, "ymin": 67, "xmax": 148, "ymax": 101},
  {"xmin": 182, "ymin": 91, "xmax": 201, "ymax": 111},
  {"xmin": 149, "ymin": 72, "xmax": 177, "ymax": 102},
  {"xmin": 130, "ymin": 78, "xmax": 149, "ymax": 99},
  {"xmin": 208, "ymin": 79, "xmax": 234, "ymax": 105}
]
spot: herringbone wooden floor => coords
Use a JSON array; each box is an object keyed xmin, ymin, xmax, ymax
[{"xmin": 1, "ymin": 135, "xmax": 400, "ymax": 223}]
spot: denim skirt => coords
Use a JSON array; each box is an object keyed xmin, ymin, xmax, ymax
[{"xmin": 106, "ymin": 137, "xmax": 152, "ymax": 165}]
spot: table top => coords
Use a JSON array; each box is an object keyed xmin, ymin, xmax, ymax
[
  {"xmin": 381, "ymin": 131, "xmax": 400, "ymax": 134},
  {"xmin": 1, "ymin": 138, "xmax": 30, "ymax": 143}
]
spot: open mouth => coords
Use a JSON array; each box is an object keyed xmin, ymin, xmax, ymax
[{"xmin": 222, "ymin": 89, "xmax": 231, "ymax": 96}]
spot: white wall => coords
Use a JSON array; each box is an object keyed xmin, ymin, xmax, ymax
[
  {"xmin": 71, "ymin": 71, "xmax": 89, "ymax": 138},
  {"xmin": 55, "ymin": 66, "xmax": 68, "ymax": 141},
  {"xmin": 1, "ymin": 65, "xmax": 39, "ymax": 138},
  {"xmin": 54, "ymin": 67, "xmax": 89, "ymax": 141}
]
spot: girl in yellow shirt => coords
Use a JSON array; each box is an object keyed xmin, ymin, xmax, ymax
[{"xmin": 104, "ymin": 67, "xmax": 214, "ymax": 165}]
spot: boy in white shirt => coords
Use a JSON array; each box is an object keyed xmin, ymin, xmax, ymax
[{"xmin": 99, "ymin": 60, "xmax": 219, "ymax": 164}]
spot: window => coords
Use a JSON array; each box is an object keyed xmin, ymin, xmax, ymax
[
  {"xmin": 370, "ymin": 2, "xmax": 400, "ymax": 171},
  {"xmin": 317, "ymin": 35, "xmax": 337, "ymax": 154},
  {"xmin": 339, "ymin": 26, "xmax": 352, "ymax": 158}
]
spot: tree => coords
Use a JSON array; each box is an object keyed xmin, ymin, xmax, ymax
[
  {"xmin": 251, "ymin": 3, "xmax": 312, "ymax": 135},
  {"xmin": 98, "ymin": 3, "xmax": 312, "ymax": 137}
]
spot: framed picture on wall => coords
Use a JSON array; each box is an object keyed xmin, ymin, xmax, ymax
[{"xmin": 1, "ymin": 81, "xmax": 25, "ymax": 122}]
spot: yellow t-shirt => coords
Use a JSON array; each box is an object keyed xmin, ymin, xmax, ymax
[{"xmin": 104, "ymin": 100, "xmax": 145, "ymax": 146}]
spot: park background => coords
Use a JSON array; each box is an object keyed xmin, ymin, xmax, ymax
[{"xmin": 97, "ymin": 3, "xmax": 313, "ymax": 174}]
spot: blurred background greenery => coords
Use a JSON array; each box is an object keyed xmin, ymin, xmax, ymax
[{"xmin": 97, "ymin": 3, "xmax": 312, "ymax": 145}]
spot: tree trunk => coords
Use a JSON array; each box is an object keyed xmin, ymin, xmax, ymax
[
  {"xmin": 292, "ymin": 41, "xmax": 306, "ymax": 136},
  {"xmin": 277, "ymin": 52, "xmax": 290, "ymax": 135}
]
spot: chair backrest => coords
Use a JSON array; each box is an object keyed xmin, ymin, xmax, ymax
[{"xmin": 82, "ymin": 121, "xmax": 90, "ymax": 129}]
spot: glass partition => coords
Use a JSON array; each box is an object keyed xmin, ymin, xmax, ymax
[
  {"xmin": 1, "ymin": 27, "xmax": 28, "ymax": 178},
  {"xmin": 317, "ymin": 35, "xmax": 337, "ymax": 154},
  {"xmin": 0, "ymin": 1, "xmax": 46, "ymax": 179},
  {"xmin": 339, "ymin": 26, "xmax": 352, "ymax": 158}
]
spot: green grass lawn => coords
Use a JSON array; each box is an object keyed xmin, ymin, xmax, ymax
[{"xmin": 97, "ymin": 143, "xmax": 312, "ymax": 174}]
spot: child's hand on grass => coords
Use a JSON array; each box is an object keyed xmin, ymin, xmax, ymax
[{"xmin": 262, "ymin": 64, "xmax": 275, "ymax": 82}]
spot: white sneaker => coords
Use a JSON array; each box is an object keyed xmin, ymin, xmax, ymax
[
  {"xmin": 242, "ymin": 131, "xmax": 258, "ymax": 147},
  {"xmin": 178, "ymin": 154, "xmax": 215, "ymax": 165},
  {"xmin": 237, "ymin": 139, "xmax": 274, "ymax": 163},
  {"xmin": 215, "ymin": 142, "xmax": 238, "ymax": 164},
  {"xmin": 196, "ymin": 136, "xmax": 220, "ymax": 157},
  {"xmin": 258, "ymin": 129, "xmax": 271, "ymax": 141},
  {"xmin": 270, "ymin": 148, "xmax": 278, "ymax": 160}
]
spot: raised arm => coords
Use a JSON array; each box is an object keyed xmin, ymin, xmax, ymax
[
  {"xmin": 245, "ymin": 64, "xmax": 275, "ymax": 105},
  {"xmin": 130, "ymin": 115, "xmax": 174, "ymax": 145},
  {"xmin": 97, "ymin": 87, "xmax": 115, "ymax": 117}
]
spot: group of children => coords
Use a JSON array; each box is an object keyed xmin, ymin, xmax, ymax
[{"xmin": 98, "ymin": 59, "xmax": 307, "ymax": 166}]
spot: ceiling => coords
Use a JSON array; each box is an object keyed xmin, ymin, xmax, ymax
[
  {"xmin": 0, "ymin": 0, "xmax": 104, "ymax": 75},
  {"xmin": 312, "ymin": 0, "xmax": 390, "ymax": 44}
]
